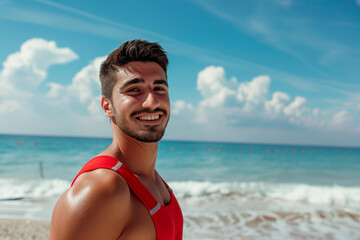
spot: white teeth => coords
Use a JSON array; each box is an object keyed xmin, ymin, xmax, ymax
[{"xmin": 139, "ymin": 115, "xmax": 159, "ymax": 121}]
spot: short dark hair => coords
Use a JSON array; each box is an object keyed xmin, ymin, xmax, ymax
[{"xmin": 99, "ymin": 39, "xmax": 168, "ymax": 100}]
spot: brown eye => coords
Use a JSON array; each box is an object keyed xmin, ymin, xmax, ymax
[
  {"xmin": 128, "ymin": 88, "xmax": 140, "ymax": 92},
  {"xmin": 154, "ymin": 86, "xmax": 167, "ymax": 92}
]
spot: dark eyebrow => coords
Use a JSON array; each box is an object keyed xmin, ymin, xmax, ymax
[
  {"xmin": 154, "ymin": 80, "xmax": 168, "ymax": 87},
  {"xmin": 120, "ymin": 78, "xmax": 145, "ymax": 90}
]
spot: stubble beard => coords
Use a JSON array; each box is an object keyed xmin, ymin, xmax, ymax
[{"xmin": 114, "ymin": 108, "xmax": 170, "ymax": 143}]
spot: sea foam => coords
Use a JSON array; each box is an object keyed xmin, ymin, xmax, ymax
[
  {"xmin": 0, "ymin": 178, "xmax": 70, "ymax": 200},
  {"xmin": 1, "ymin": 178, "xmax": 360, "ymax": 206},
  {"xmin": 0, "ymin": 178, "xmax": 359, "ymax": 238},
  {"xmin": 169, "ymin": 181, "xmax": 360, "ymax": 239},
  {"xmin": 169, "ymin": 181, "xmax": 360, "ymax": 207}
]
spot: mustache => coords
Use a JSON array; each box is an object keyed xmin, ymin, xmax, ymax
[{"xmin": 130, "ymin": 108, "xmax": 168, "ymax": 118}]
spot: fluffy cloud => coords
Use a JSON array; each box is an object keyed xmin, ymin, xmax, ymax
[
  {"xmin": 87, "ymin": 95, "xmax": 103, "ymax": 116},
  {"xmin": 0, "ymin": 38, "xmax": 109, "ymax": 136},
  {"xmin": 283, "ymin": 96, "xmax": 308, "ymax": 117},
  {"xmin": 173, "ymin": 65, "xmax": 353, "ymax": 132},
  {"xmin": 194, "ymin": 66, "xmax": 237, "ymax": 123},
  {"xmin": 237, "ymin": 75, "xmax": 270, "ymax": 111},
  {"xmin": 172, "ymin": 100, "xmax": 195, "ymax": 115},
  {"xmin": 46, "ymin": 82, "xmax": 64, "ymax": 98},
  {"xmin": 192, "ymin": 66, "xmax": 311, "ymax": 126},
  {"xmin": 47, "ymin": 56, "xmax": 105, "ymax": 112},
  {"xmin": 67, "ymin": 57, "xmax": 104, "ymax": 104},
  {"xmin": 197, "ymin": 66, "xmax": 236, "ymax": 108},
  {"xmin": 0, "ymin": 38, "xmax": 78, "ymax": 96},
  {"xmin": 0, "ymin": 38, "xmax": 78, "ymax": 120},
  {"xmin": 265, "ymin": 91, "xmax": 290, "ymax": 116},
  {"xmin": 328, "ymin": 110, "xmax": 353, "ymax": 130}
]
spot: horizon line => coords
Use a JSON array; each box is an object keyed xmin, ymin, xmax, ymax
[{"xmin": 1, "ymin": 133, "xmax": 359, "ymax": 149}]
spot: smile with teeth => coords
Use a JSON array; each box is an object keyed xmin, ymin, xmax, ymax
[{"xmin": 138, "ymin": 115, "xmax": 160, "ymax": 121}]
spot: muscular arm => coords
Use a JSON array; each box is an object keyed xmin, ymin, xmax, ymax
[{"xmin": 49, "ymin": 169, "xmax": 131, "ymax": 240}]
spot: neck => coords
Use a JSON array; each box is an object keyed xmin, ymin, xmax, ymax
[{"xmin": 103, "ymin": 125, "xmax": 159, "ymax": 181}]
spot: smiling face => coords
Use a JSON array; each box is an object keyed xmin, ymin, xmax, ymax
[{"xmin": 107, "ymin": 61, "xmax": 170, "ymax": 142}]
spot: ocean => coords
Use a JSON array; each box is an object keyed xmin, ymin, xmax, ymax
[{"xmin": 0, "ymin": 134, "xmax": 359, "ymax": 239}]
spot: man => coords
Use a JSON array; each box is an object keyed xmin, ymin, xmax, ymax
[{"xmin": 49, "ymin": 40, "xmax": 183, "ymax": 240}]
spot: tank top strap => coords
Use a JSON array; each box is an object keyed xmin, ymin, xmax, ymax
[
  {"xmin": 116, "ymin": 160, "xmax": 161, "ymax": 215},
  {"xmin": 71, "ymin": 155, "xmax": 159, "ymax": 215},
  {"xmin": 71, "ymin": 155, "xmax": 117, "ymax": 186}
]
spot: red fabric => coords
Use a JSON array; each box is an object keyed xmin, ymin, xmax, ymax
[{"xmin": 71, "ymin": 155, "xmax": 183, "ymax": 240}]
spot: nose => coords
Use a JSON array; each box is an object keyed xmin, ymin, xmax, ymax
[{"xmin": 142, "ymin": 90, "xmax": 160, "ymax": 110}]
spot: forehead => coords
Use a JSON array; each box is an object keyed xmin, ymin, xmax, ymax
[{"xmin": 115, "ymin": 61, "xmax": 166, "ymax": 81}]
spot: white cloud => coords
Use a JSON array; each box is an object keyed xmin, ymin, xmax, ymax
[
  {"xmin": 283, "ymin": 96, "xmax": 308, "ymax": 117},
  {"xmin": 265, "ymin": 91, "xmax": 290, "ymax": 117},
  {"xmin": 194, "ymin": 66, "xmax": 237, "ymax": 123},
  {"xmin": 0, "ymin": 38, "xmax": 78, "ymax": 96},
  {"xmin": 0, "ymin": 38, "xmax": 80, "ymax": 134},
  {"xmin": 67, "ymin": 56, "xmax": 105, "ymax": 104},
  {"xmin": 47, "ymin": 82, "xmax": 64, "ymax": 98},
  {"xmin": 357, "ymin": 0, "xmax": 360, "ymax": 6},
  {"xmin": 87, "ymin": 95, "xmax": 103, "ymax": 116},
  {"xmin": 0, "ymin": 38, "xmax": 110, "ymax": 137},
  {"xmin": 197, "ymin": 66, "xmax": 236, "ymax": 108},
  {"xmin": 237, "ymin": 75, "xmax": 270, "ymax": 111},
  {"xmin": 47, "ymin": 56, "xmax": 106, "ymax": 114},
  {"xmin": 173, "ymin": 66, "xmax": 332, "ymax": 131},
  {"xmin": 172, "ymin": 100, "xmax": 195, "ymax": 115},
  {"xmin": 199, "ymin": 87, "xmax": 235, "ymax": 109},
  {"xmin": 197, "ymin": 65, "xmax": 225, "ymax": 98},
  {"xmin": 0, "ymin": 100, "xmax": 20, "ymax": 114},
  {"xmin": 195, "ymin": 66, "xmax": 237, "ymax": 123},
  {"xmin": 328, "ymin": 110, "xmax": 353, "ymax": 130},
  {"xmin": 169, "ymin": 65, "xmax": 359, "ymax": 141}
]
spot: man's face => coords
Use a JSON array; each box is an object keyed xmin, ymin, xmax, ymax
[{"xmin": 110, "ymin": 61, "xmax": 170, "ymax": 142}]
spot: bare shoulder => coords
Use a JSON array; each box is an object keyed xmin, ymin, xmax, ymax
[{"xmin": 49, "ymin": 169, "xmax": 130, "ymax": 240}]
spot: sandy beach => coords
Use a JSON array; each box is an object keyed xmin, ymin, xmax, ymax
[{"xmin": 0, "ymin": 219, "xmax": 50, "ymax": 240}]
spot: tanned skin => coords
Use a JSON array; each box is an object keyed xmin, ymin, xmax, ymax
[{"xmin": 49, "ymin": 61, "xmax": 171, "ymax": 240}]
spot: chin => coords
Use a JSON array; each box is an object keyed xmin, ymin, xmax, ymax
[
  {"xmin": 135, "ymin": 131, "xmax": 165, "ymax": 143},
  {"xmin": 121, "ymin": 128, "xmax": 165, "ymax": 143}
]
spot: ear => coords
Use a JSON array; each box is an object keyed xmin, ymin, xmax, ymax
[{"xmin": 101, "ymin": 96, "xmax": 114, "ymax": 117}]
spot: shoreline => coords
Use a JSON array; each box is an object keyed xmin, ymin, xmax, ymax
[{"xmin": 0, "ymin": 218, "xmax": 50, "ymax": 240}]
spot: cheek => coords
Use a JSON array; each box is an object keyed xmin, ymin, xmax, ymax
[
  {"xmin": 159, "ymin": 93, "xmax": 170, "ymax": 104},
  {"xmin": 116, "ymin": 96, "xmax": 143, "ymax": 118},
  {"xmin": 117, "ymin": 95, "xmax": 140, "ymax": 109},
  {"xmin": 162, "ymin": 96, "xmax": 170, "ymax": 109}
]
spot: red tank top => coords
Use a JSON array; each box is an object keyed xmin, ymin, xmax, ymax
[{"xmin": 71, "ymin": 155, "xmax": 183, "ymax": 240}]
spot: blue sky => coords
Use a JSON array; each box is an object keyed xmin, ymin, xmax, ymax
[{"xmin": 0, "ymin": 0, "xmax": 359, "ymax": 147}]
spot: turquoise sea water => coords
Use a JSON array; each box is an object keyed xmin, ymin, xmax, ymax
[
  {"xmin": 1, "ymin": 134, "xmax": 358, "ymax": 185},
  {"xmin": 0, "ymin": 134, "xmax": 359, "ymax": 239}
]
